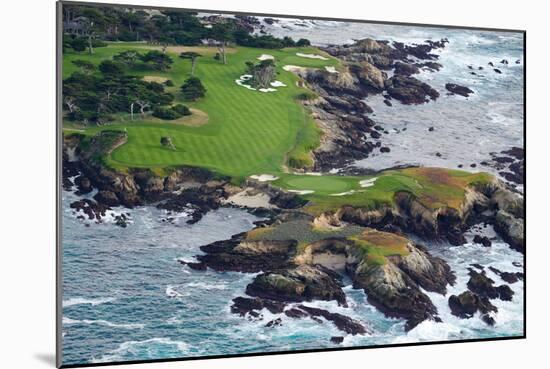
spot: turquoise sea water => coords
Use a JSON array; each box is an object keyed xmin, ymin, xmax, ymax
[{"xmin": 61, "ymin": 22, "xmax": 524, "ymax": 366}]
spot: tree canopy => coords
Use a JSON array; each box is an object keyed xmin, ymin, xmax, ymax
[{"xmin": 180, "ymin": 77, "xmax": 206, "ymax": 101}]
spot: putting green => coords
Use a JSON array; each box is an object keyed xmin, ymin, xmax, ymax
[{"xmin": 283, "ymin": 176, "xmax": 353, "ymax": 194}]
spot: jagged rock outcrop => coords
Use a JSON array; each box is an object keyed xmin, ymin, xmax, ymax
[
  {"xmin": 448, "ymin": 291, "xmax": 497, "ymax": 325},
  {"xmin": 195, "ymin": 226, "xmax": 455, "ymax": 331},
  {"xmin": 385, "ymin": 75, "xmax": 440, "ymax": 104},
  {"xmin": 324, "ymin": 176, "xmax": 524, "ymax": 252},
  {"xmin": 445, "ymin": 83, "xmax": 474, "ymax": 97},
  {"xmin": 246, "ymin": 264, "xmax": 347, "ymax": 306}
]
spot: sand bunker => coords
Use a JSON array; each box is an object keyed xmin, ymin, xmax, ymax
[
  {"xmin": 270, "ymin": 81, "xmax": 287, "ymax": 87},
  {"xmin": 330, "ymin": 190, "xmax": 357, "ymax": 196},
  {"xmin": 250, "ymin": 174, "xmax": 279, "ymax": 182},
  {"xmin": 235, "ymin": 75, "xmax": 286, "ymax": 93},
  {"xmin": 142, "ymin": 75, "xmax": 169, "ymax": 83},
  {"xmin": 257, "ymin": 54, "xmax": 275, "ymax": 61},
  {"xmin": 325, "ymin": 66, "xmax": 338, "ymax": 74},
  {"xmin": 223, "ymin": 188, "xmax": 276, "ymax": 208},
  {"xmin": 359, "ymin": 177, "xmax": 378, "ymax": 188},
  {"xmin": 287, "ymin": 189, "xmax": 315, "ymax": 195},
  {"xmin": 296, "ymin": 53, "xmax": 328, "ymax": 60},
  {"xmin": 283, "ymin": 65, "xmax": 307, "ymax": 73}
]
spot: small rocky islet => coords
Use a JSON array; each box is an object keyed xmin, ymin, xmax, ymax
[{"xmin": 63, "ymin": 34, "xmax": 523, "ymax": 342}]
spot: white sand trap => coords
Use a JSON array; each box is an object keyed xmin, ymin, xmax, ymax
[
  {"xmin": 235, "ymin": 77, "xmax": 257, "ymax": 90},
  {"xmin": 250, "ymin": 174, "xmax": 279, "ymax": 182},
  {"xmin": 270, "ymin": 81, "xmax": 287, "ymax": 87},
  {"xmin": 330, "ymin": 190, "xmax": 357, "ymax": 196},
  {"xmin": 283, "ymin": 65, "xmax": 307, "ymax": 72},
  {"xmin": 288, "ymin": 189, "xmax": 315, "ymax": 195},
  {"xmin": 224, "ymin": 188, "xmax": 276, "ymax": 209},
  {"xmin": 359, "ymin": 177, "xmax": 378, "ymax": 188},
  {"xmin": 236, "ymin": 75, "xmax": 283, "ymax": 93},
  {"xmin": 325, "ymin": 66, "xmax": 338, "ymax": 74},
  {"xmin": 296, "ymin": 52, "xmax": 328, "ymax": 60},
  {"xmin": 257, "ymin": 54, "xmax": 275, "ymax": 61}
]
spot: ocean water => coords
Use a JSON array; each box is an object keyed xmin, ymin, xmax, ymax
[
  {"xmin": 264, "ymin": 19, "xmax": 524, "ymax": 176},
  {"xmin": 62, "ymin": 188, "xmax": 524, "ymax": 366},
  {"xmin": 62, "ymin": 20, "xmax": 524, "ymax": 366}
]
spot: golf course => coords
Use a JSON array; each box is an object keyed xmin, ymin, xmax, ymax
[
  {"xmin": 63, "ymin": 41, "xmax": 493, "ymax": 212},
  {"xmin": 63, "ymin": 42, "xmax": 338, "ymax": 176}
]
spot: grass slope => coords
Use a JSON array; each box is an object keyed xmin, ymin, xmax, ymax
[
  {"xmin": 63, "ymin": 43, "xmax": 337, "ymax": 177},
  {"xmin": 273, "ymin": 168, "xmax": 493, "ymax": 215}
]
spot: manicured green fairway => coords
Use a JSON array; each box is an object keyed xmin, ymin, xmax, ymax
[
  {"xmin": 63, "ymin": 43, "xmax": 338, "ymax": 177},
  {"xmin": 273, "ymin": 168, "xmax": 493, "ymax": 215}
]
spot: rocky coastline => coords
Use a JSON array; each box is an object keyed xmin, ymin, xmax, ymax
[{"xmin": 62, "ymin": 35, "xmax": 524, "ymax": 343}]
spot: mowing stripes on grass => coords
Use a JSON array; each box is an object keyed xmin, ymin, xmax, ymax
[{"xmin": 63, "ymin": 44, "xmax": 339, "ymax": 177}]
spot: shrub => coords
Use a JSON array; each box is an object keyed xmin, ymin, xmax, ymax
[
  {"xmin": 152, "ymin": 104, "xmax": 191, "ymax": 120},
  {"xmin": 295, "ymin": 90, "xmax": 318, "ymax": 101},
  {"xmin": 180, "ymin": 77, "xmax": 206, "ymax": 101},
  {"xmin": 70, "ymin": 37, "xmax": 88, "ymax": 52},
  {"xmin": 152, "ymin": 107, "xmax": 180, "ymax": 120},
  {"xmin": 172, "ymin": 104, "xmax": 191, "ymax": 116},
  {"xmin": 164, "ymin": 79, "xmax": 174, "ymax": 87},
  {"xmin": 99, "ymin": 60, "xmax": 125, "ymax": 75},
  {"xmin": 296, "ymin": 38, "xmax": 311, "ymax": 47}
]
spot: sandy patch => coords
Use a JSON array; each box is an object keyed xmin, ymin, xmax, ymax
[
  {"xmin": 330, "ymin": 190, "xmax": 357, "ymax": 196},
  {"xmin": 223, "ymin": 188, "xmax": 276, "ymax": 209},
  {"xmin": 359, "ymin": 177, "xmax": 378, "ymax": 188},
  {"xmin": 325, "ymin": 66, "xmax": 338, "ymax": 74},
  {"xmin": 250, "ymin": 174, "xmax": 279, "ymax": 182},
  {"xmin": 283, "ymin": 65, "xmax": 307, "ymax": 73},
  {"xmin": 258, "ymin": 54, "xmax": 274, "ymax": 61},
  {"xmin": 236, "ymin": 75, "xmax": 285, "ymax": 93},
  {"xmin": 287, "ymin": 189, "xmax": 315, "ymax": 195},
  {"xmin": 142, "ymin": 75, "xmax": 169, "ymax": 83},
  {"xmin": 296, "ymin": 52, "xmax": 329, "ymax": 60},
  {"xmin": 270, "ymin": 81, "xmax": 287, "ymax": 87}
]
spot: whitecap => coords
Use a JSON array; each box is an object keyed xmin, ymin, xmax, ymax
[
  {"xmin": 63, "ymin": 316, "xmax": 145, "ymax": 329},
  {"xmin": 63, "ymin": 297, "xmax": 116, "ymax": 307},
  {"xmin": 91, "ymin": 337, "xmax": 189, "ymax": 363}
]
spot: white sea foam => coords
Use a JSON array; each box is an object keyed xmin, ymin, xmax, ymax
[
  {"xmin": 63, "ymin": 297, "xmax": 116, "ymax": 307},
  {"xmin": 63, "ymin": 316, "xmax": 145, "ymax": 329},
  {"xmin": 184, "ymin": 281, "xmax": 227, "ymax": 290},
  {"xmin": 165, "ymin": 285, "xmax": 184, "ymax": 298},
  {"xmin": 92, "ymin": 338, "xmax": 189, "ymax": 363}
]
